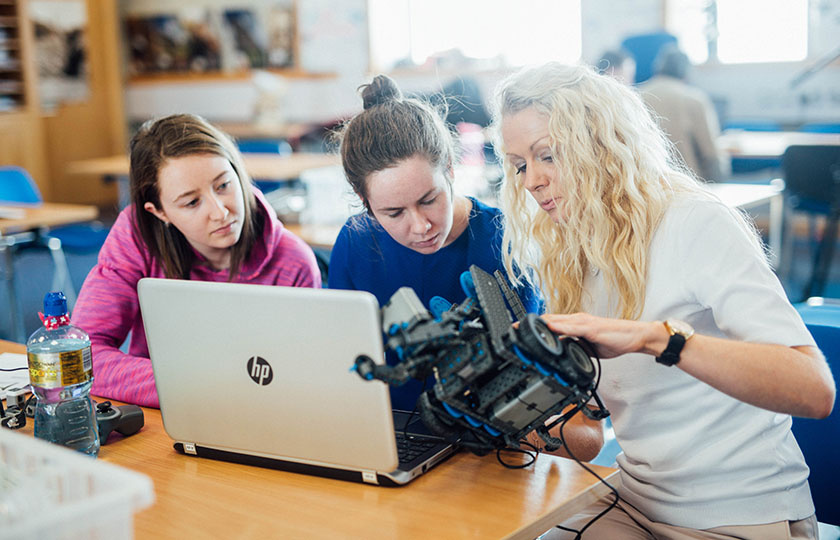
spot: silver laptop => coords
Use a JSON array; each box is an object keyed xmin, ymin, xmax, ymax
[{"xmin": 137, "ymin": 278, "xmax": 456, "ymax": 486}]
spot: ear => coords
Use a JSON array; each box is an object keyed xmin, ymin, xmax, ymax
[
  {"xmin": 364, "ymin": 201, "xmax": 376, "ymax": 219},
  {"xmin": 144, "ymin": 201, "xmax": 169, "ymax": 225},
  {"xmin": 354, "ymin": 189, "xmax": 374, "ymax": 218},
  {"xmin": 446, "ymin": 164, "xmax": 456, "ymax": 197}
]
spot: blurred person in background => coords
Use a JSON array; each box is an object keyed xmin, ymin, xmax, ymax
[
  {"xmin": 640, "ymin": 44, "xmax": 729, "ymax": 182},
  {"xmin": 596, "ymin": 49, "xmax": 636, "ymax": 85}
]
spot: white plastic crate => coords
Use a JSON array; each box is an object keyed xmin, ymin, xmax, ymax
[{"xmin": 0, "ymin": 428, "xmax": 154, "ymax": 540}]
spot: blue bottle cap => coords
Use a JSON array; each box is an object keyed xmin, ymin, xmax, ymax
[{"xmin": 43, "ymin": 291, "xmax": 68, "ymax": 317}]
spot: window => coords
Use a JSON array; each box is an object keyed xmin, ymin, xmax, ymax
[
  {"xmin": 665, "ymin": 0, "xmax": 711, "ymax": 64},
  {"xmin": 667, "ymin": 0, "xmax": 809, "ymax": 64},
  {"xmin": 368, "ymin": 0, "xmax": 581, "ymax": 72},
  {"xmin": 716, "ymin": 0, "xmax": 808, "ymax": 63}
]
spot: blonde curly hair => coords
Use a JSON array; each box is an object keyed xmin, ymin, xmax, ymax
[{"xmin": 491, "ymin": 62, "xmax": 761, "ymax": 319}]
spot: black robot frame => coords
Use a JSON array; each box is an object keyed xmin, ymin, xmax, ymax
[{"xmin": 354, "ymin": 265, "xmax": 609, "ymax": 456}]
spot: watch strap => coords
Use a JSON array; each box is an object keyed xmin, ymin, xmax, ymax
[{"xmin": 656, "ymin": 332, "xmax": 686, "ymax": 366}]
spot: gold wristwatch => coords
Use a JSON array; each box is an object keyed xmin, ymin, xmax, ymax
[{"xmin": 655, "ymin": 319, "xmax": 694, "ymax": 366}]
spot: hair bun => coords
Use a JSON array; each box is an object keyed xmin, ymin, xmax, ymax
[{"xmin": 361, "ymin": 75, "xmax": 403, "ymax": 109}]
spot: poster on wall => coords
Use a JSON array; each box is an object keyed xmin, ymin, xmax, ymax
[{"xmin": 29, "ymin": 0, "xmax": 89, "ymax": 112}]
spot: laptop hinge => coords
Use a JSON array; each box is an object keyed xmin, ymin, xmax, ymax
[
  {"xmin": 184, "ymin": 442, "xmax": 197, "ymax": 455},
  {"xmin": 361, "ymin": 470, "xmax": 379, "ymax": 485}
]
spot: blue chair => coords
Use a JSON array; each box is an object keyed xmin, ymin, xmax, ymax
[
  {"xmin": 237, "ymin": 139, "xmax": 294, "ymax": 195},
  {"xmin": 620, "ymin": 31, "xmax": 677, "ymax": 84},
  {"xmin": 793, "ymin": 300, "xmax": 840, "ymax": 529},
  {"xmin": 0, "ymin": 167, "xmax": 108, "ymax": 319},
  {"xmin": 589, "ymin": 416, "xmax": 622, "ymax": 468},
  {"xmin": 795, "ymin": 297, "xmax": 840, "ymax": 326},
  {"xmin": 237, "ymin": 139, "xmax": 292, "ymax": 154},
  {"xmin": 0, "ymin": 166, "xmax": 109, "ymax": 254}
]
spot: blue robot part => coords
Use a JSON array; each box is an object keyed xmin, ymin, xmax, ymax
[{"xmin": 353, "ymin": 265, "xmax": 609, "ymax": 456}]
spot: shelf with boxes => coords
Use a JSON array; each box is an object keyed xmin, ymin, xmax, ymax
[
  {"xmin": 121, "ymin": 0, "xmax": 335, "ymax": 85},
  {"xmin": 0, "ymin": 1, "xmax": 25, "ymax": 112}
]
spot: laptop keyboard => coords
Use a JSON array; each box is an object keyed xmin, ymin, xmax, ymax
[{"xmin": 395, "ymin": 432, "xmax": 440, "ymax": 464}]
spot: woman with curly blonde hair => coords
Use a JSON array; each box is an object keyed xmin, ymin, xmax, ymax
[{"xmin": 492, "ymin": 63, "xmax": 833, "ymax": 539}]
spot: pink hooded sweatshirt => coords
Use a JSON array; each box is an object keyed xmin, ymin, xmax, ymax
[{"xmin": 72, "ymin": 190, "xmax": 321, "ymax": 407}]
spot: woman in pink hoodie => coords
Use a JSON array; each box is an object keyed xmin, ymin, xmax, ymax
[{"xmin": 73, "ymin": 114, "xmax": 321, "ymax": 407}]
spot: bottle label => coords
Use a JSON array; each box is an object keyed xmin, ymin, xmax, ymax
[{"xmin": 28, "ymin": 346, "xmax": 93, "ymax": 388}]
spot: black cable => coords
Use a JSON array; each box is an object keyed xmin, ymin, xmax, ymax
[
  {"xmin": 0, "ymin": 367, "xmax": 28, "ymax": 371},
  {"xmin": 566, "ymin": 357, "xmax": 654, "ymax": 536},
  {"xmin": 400, "ymin": 372, "xmax": 430, "ymax": 439},
  {"xmin": 496, "ymin": 442, "xmax": 537, "ymax": 468},
  {"xmin": 552, "ymin": 413, "xmax": 620, "ymax": 539},
  {"xmin": 549, "ymin": 356, "xmax": 620, "ymax": 539}
]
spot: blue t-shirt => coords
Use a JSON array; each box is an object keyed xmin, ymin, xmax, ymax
[{"xmin": 328, "ymin": 197, "xmax": 541, "ymax": 410}]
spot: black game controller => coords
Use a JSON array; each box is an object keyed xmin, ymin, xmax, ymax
[
  {"xmin": 95, "ymin": 400, "xmax": 144, "ymax": 443},
  {"xmin": 0, "ymin": 386, "xmax": 29, "ymax": 429},
  {"xmin": 0, "ymin": 401, "xmax": 26, "ymax": 430}
]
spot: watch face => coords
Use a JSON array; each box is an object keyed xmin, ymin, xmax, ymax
[{"xmin": 667, "ymin": 319, "xmax": 694, "ymax": 338}]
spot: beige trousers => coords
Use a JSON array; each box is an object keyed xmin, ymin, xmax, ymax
[{"xmin": 540, "ymin": 496, "xmax": 819, "ymax": 540}]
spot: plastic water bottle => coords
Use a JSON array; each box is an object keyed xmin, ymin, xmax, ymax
[{"xmin": 26, "ymin": 291, "xmax": 100, "ymax": 457}]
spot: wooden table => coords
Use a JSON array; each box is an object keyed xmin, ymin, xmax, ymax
[
  {"xmin": 0, "ymin": 339, "xmax": 620, "ymax": 540},
  {"xmin": 0, "ymin": 203, "xmax": 98, "ymax": 235},
  {"xmin": 0, "ymin": 203, "xmax": 99, "ymax": 342},
  {"xmin": 67, "ymin": 153, "xmax": 340, "ymax": 208}
]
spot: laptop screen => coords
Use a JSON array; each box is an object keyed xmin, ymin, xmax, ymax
[{"xmin": 138, "ymin": 279, "xmax": 400, "ymax": 472}]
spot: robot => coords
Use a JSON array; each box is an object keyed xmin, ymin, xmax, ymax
[{"xmin": 354, "ymin": 265, "xmax": 609, "ymax": 455}]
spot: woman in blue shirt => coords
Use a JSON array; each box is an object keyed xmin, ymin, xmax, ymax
[{"xmin": 329, "ymin": 74, "xmax": 540, "ymax": 410}]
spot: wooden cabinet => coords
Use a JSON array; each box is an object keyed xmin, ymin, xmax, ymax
[
  {"xmin": 0, "ymin": 0, "xmax": 126, "ymax": 205},
  {"xmin": 0, "ymin": 0, "xmax": 26, "ymax": 112},
  {"xmin": 0, "ymin": 0, "xmax": 49, "ymax": 197}
]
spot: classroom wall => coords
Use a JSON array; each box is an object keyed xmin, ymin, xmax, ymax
[{"xmin": 123, "ymin": 0, "xmax": 840, "ymax": 127}]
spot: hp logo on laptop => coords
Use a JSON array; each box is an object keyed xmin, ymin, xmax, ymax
[{"xmin": 247, "ymin": 356, "xmax": 273, "ymax": 386}]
